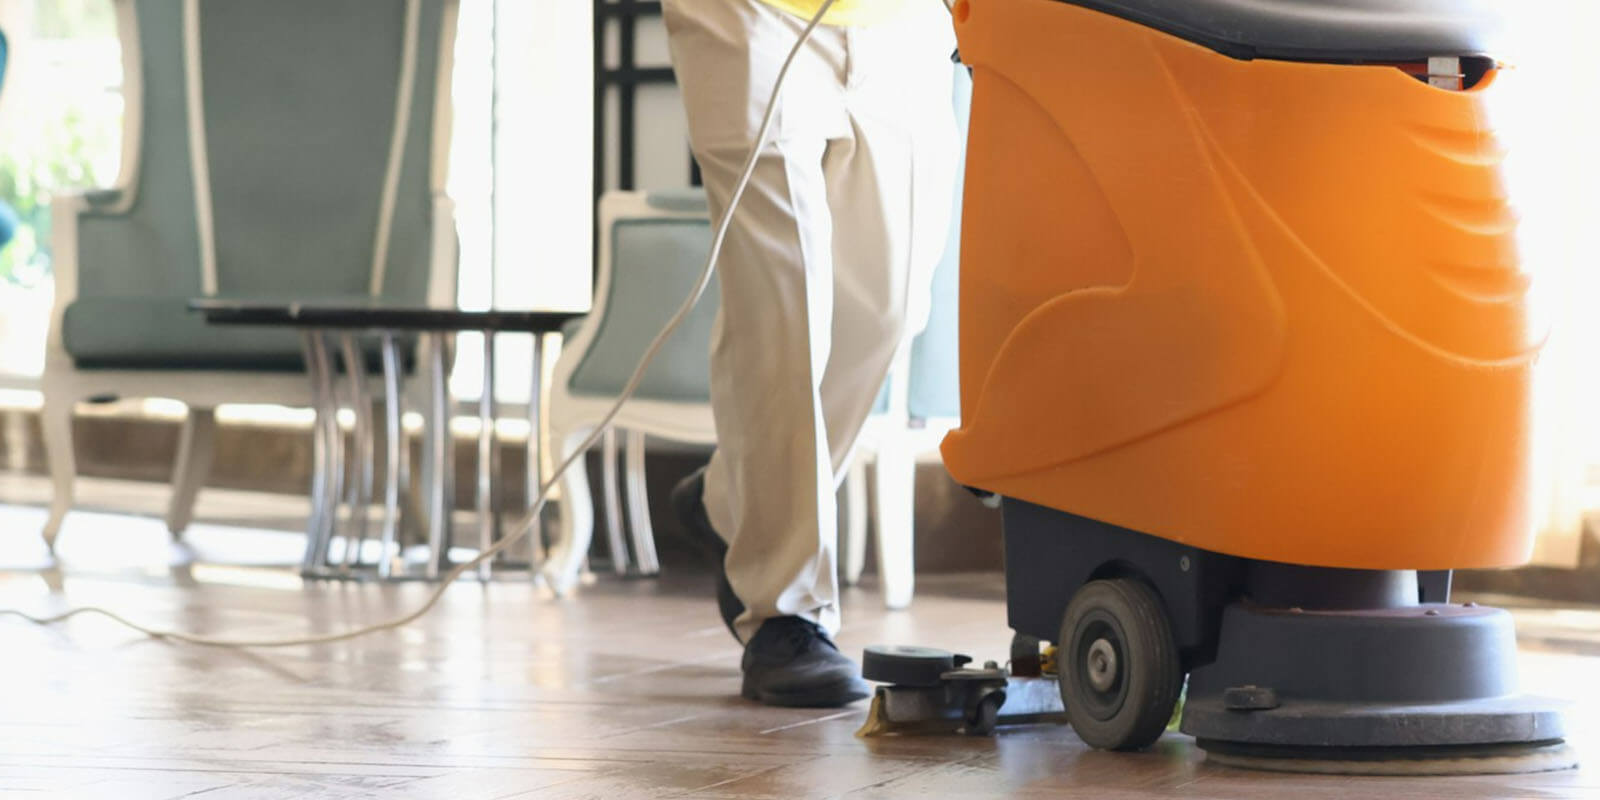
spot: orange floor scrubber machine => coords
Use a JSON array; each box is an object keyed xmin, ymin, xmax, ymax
[{"xmin": 870, "ymin": 0, "xmax": 1573, "ymax": 775}]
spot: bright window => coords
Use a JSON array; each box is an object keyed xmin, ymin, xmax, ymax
[
  {"xmin": 1495, "ymin": 2, "xmax": 1600, "ymax": 550},
  {"xmin": 0, "ymin": 0, "xmax": 121, "ymax": 381}
]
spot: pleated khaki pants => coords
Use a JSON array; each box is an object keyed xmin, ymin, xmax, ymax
[{"xmin": 663, "ymin": 0, "xmax": 958, "ymax": 640}]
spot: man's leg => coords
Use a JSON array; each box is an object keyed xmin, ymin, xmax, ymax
[
  {"xmin": 663, "ymin": 1, "xmax": 855, "ymax": 646},
  {"xmin": 664, "ymin": 0, "xmax": 879, "ymax": 708},
  {"xmin": 819, "ymin": 9, "xmax": 960, "ymax": 493}
]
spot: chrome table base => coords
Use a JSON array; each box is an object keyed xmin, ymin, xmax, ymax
[{"xmin": 298, "ymin": 329, "xmax": 550, "ymax": 582}]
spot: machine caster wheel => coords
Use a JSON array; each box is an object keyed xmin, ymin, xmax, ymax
[
  {"xmin": 1058, "ymin": 578, "xmax": 1182, "ymax": 751},
  {"xmin": 964, "ymin": 690, "xmax": 1006, "ymax": 736},
  {"xmin": 862, "ymin": 645, "xmax": 960, "ymax": 687}
]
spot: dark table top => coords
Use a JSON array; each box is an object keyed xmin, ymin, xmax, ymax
[{"xmin": 190, "ymin": 298, "xmax": 583, "ymax": 333}]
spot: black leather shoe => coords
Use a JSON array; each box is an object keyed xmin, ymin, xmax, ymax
[
  {"xmin": 670, "ymin": 467, "xmax": 745, "ymax": 641},
  {"xmin": 741, "ymin": 616, "xmax": 871, "ymax": 708}
]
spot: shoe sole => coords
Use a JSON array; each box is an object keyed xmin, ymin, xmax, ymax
[{"xmin": 741, "ymin": 677, "xmax": 873, "ymax": 709}]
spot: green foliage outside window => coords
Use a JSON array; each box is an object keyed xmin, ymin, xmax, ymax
[{"xmin": 0, "ymin": 106, "xmax": 112, "ymax": 286}]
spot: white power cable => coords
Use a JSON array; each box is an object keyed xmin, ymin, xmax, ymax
[{"xmin": 0, "ymin": 0, "xmax": 851, "ymax": 648}]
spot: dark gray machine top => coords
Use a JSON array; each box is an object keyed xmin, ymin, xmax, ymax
[{"xmin": 1056, "ymin": 0, "xmax": 1506, "ymax": 61}]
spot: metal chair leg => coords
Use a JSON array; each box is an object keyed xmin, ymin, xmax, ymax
[
  {"xmin": 300, "ymin": 333, "xmax": 326, "ymax": 572},
  {"xmin": 623, "ymin": 429, "xmax": 659, "ymax": 575},
  {"xmin": 477, "ymin": 332, "xmax": 500, "ymax": 582},
  {"xmin": 424, "ymin": 331, "xmax": 453, "ymax": 579},
  {"xmin": 302, "ymin": 331, "xmax": 342, "ymax": 575},
  {"xmin": 378, "ymin": 333, "xmax": 408, "ymax": 579},
  {"xmin": 339, "ymin": 334, "xmax": 374, "ymax": 570}
]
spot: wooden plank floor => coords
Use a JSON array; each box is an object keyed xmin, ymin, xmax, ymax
[{"xmin": 1, "ymin": 513, "xmax": 1599, "ymax": 797}]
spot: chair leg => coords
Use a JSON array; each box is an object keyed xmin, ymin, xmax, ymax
[
  {"xmin": 872, "ymin": 444, "xmax": 917, "ymax": 610},
  {"xmin": 40, "ymin": 399, "xmax": 76, "ymax": 552},
  {"xmin": 306, "ymin": 331, "xmax": 345, "ymax": 574},
  {"xmin": 541, "ymin": 427, "xmax": 595, "ymax": 595},
  {"xmin": 378, "ymin": 333, "xmax": 408, "ymax": 578},
  {"xmin": 524, "ymin": 333, "xmax": 547, "ymax": 566},
  {"xmin": 474, "ymin": 332, "xmax": 500, "ymax": 582},
  {"xmin": 166, "ymin": 406, "xmax": 217, "ymax": 540},
  {"xmin": 842, "ymin": 458, "xmax": 869, "ymax": 586},
  {"xmin": 422, "ymin": 331, "xmax": 454, "ymax": 579},
  {"xmin": 600, "ymin": 426, "xmax": 629, "ymax": 575},
  {"xmin": 623, "ymin": 429, "xmax": 659, "ymax": 576},
  {"xmin": 339, "ymin": 335, "xmax": 375, "ymax": 570}
]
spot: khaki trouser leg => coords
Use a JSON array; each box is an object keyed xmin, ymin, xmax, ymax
[{"xmin": 664, "ymin": 0, "xmax": 956, "ymax": 641}]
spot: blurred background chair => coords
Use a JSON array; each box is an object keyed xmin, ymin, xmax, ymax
[
  {"xmin": 544, "ymin": 189, "xmax": 720, "ymax": 592},
  {"xmin": 546, "ymin": 65, "xmax": 969, "ymax": 603},
  {"xmin": 39, "ymin": 0, "xmax": 460, "ymax": 551}
]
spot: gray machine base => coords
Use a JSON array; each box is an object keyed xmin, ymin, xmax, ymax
[
  {"xmin": 1181, "ymin": 602, "xmax": 1566, "ymax": 751},
  {"xmin": 998, "ymin": 498, "xmax": 1570, "ymax": 762}
]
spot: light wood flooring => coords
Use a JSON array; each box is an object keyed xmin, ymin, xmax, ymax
[{"xmin": 1, "ymin": 498, "xmax": 1598, "ymax": 798}]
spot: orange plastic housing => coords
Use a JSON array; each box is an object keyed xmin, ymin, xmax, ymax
[{"xmin": 941, "ymin": 0, "xmax": 1543, "ymax": 569}]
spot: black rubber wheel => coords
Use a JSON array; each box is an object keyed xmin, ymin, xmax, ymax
[
  {"xmin": 964, "ymin": 690, "xmax": 1005, "ymax": 736},
  {"xmin": 861, "ymin": 645, "xmax": 958, "ymax": 687},
  {"xmin": 1057, "ymin": 578, "xmax": 1182, "ymax": 751}
]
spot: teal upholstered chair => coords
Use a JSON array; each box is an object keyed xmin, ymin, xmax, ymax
[
  {"xmin": 547, "ymin": 64, "xmax": 969, "ymax": 602},
  {"xmin": 40, "ymin": 0, "xmax": 460, "ymax": 550},
  {"xmin": 544, "ymin": 189, "xmax": 722, "ymax": 592}
]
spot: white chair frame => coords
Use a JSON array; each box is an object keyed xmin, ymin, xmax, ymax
[
  {"xmin": 542, "ymin": 192, "xmax": 718, "ymax": 593},
  {"xmin": 32, "ymin": 0, "xmax": 460, "ymax": 554}
]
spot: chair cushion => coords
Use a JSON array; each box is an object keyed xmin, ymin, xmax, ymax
[
  {"xmin": 63, "ymin": 1, "xmax": 447, "ymax": 374},
  {"xmin": 63, "ymin": 296, "xmax": 410, "ymax": 371},
  {"xmin": 645, "ymin": 189, "xmax": 711, "ymax": 215}
]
